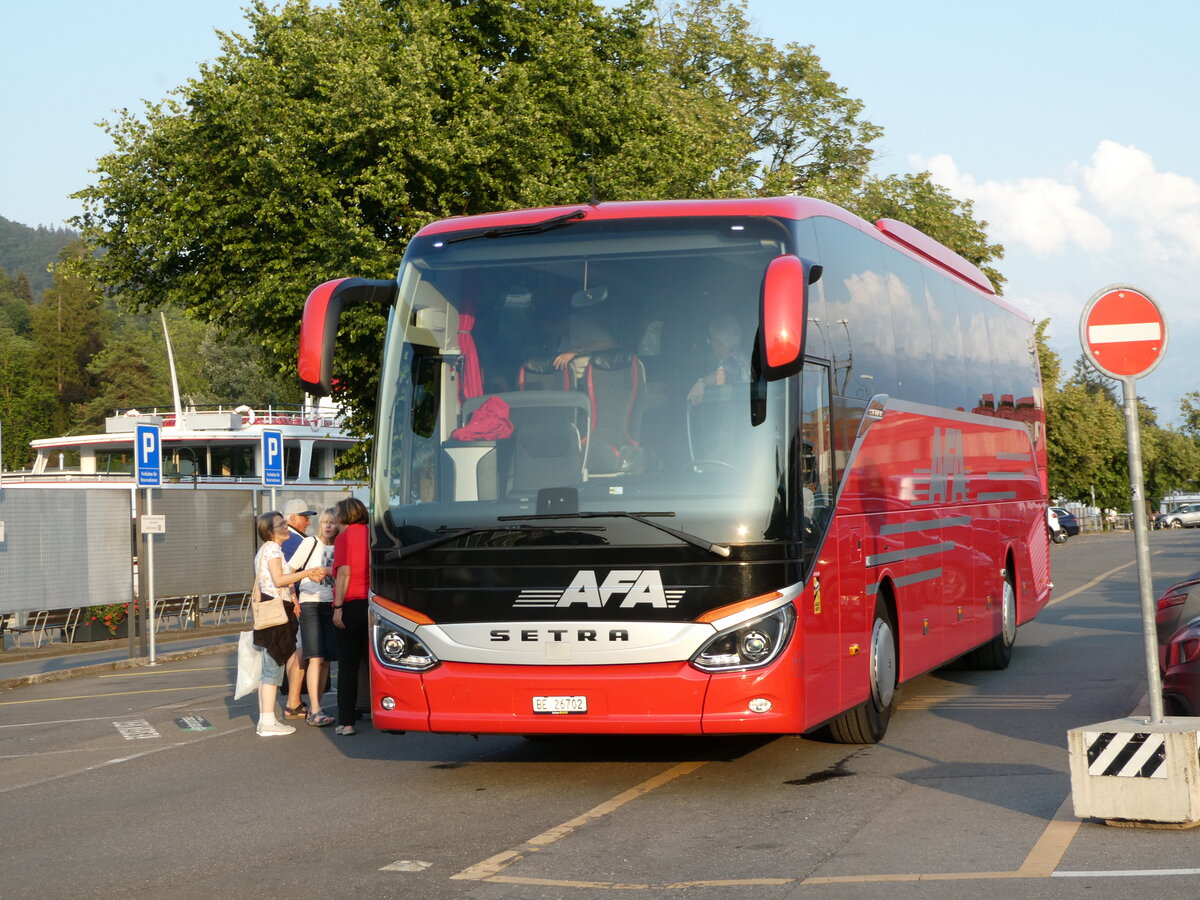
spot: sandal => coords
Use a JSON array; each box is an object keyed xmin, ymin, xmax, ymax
[
  {"xmin": 306, "ymin": 712, "xmax": 334, "ymax": 727},
  {"xmin": 335, "ymin": 724, "xmax": 357, "ymax": 736},
  {"xmin": 283, "ymin": 705, "xmax": 308, "ymax": 720}
]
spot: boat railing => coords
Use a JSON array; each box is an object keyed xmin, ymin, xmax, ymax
[
  {"xmin": 111, "ymin": 404, "xmax": 344, "ymax": 430},
  {"xmin": 0, "ymin": 471, "xmax": 280, "ymax": 485}
]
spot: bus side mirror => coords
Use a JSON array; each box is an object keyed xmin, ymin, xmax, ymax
[
  {"xmin": 298, "ymin": 277, "xmax": 396, "ymax": 396},
  {"xmin": 759, "ymin": 255, "xmax": 820, "ymax": 381}
]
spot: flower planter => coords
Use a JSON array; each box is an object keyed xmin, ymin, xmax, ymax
[{"xmin": 73, "ymin": 619, "xmax": 130, "ymax": 642}]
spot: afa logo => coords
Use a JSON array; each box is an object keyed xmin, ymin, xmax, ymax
[{"xmin": 515, "ymin": 570, "xmax": 686, "ymax": 609}]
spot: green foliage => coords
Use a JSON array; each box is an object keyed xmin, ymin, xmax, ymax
[
  {"xmin": 0, "ymin": 267, "xmax": 34, "ymax": 334},
  {"xmin": 32, "ymin": 243, "xmax": 110, "ymax": 433},
  {"xmin": 0, "ymin": 252, "xmax": 304, "ymax": 468},
  {"xmin": 72, "ymin": 0, "xmax": 998, "ymax": 469},
  {"xmin": 1179, "ymin": 391, "xmax": 1200, "ymax": 441},
  {"xmin": 82, "ymin": 601, "xmax": 133, "ymax": 636},
  {"xmin": 1045, "ymin": 381, "xmax": 1128, "ymax": 508},
  {"xmin": 0, "ymin": 216, "xmax": 78, "ymax": 302},
  {"xmin": 1041, "ymin": 342, "xmax": 1200, "ymax": 510},
  {"xmin": 652, "ymin": 0, "xmax": 881, "ymax": 197},
  {"xmin": 1033, "ymin": 318, "xmax": 1060, "ymax": 393},
  {"xmin": 845, "ymin": 172, "xmax": 1006, "ymax": 292},
  {"xmin": 0, "ymin": 323, "xmax": 56, "ymax": 469}
]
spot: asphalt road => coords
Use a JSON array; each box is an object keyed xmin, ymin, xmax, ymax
[{"xmin": 3, "ymin": 530, "xmax": 1200, "ymax": 899}]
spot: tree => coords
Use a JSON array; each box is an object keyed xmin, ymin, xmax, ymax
[
  {"xmin": 75, "ymin": 324, "xmax": 172, "ymax": 428},
  {"xmin": 1045, "ymin": 381, "xmax": 1127, "ymax": 507},
  {"xmin": 0, "ymin": 267, "xmax": 34, "ymax": 334},
  {"xmin": 1032, "ymin": 318, "xmax": 1061, "ymax": 395},
  {"xmin": 651, "ymin": 0, "xmax": 880, "ymax": 198},
  {"xmin": 845, "ymin": 172, "xmax": 1006, "ymax": 292},
  {"xmin": 0, "ymin": 324, "xmax": 56, "ymax": 469},
  {"xmin": 1180, "ymin": 391, "xmax": 1200, "ymax": 441},
  {"xmin": 1066, "ymin": 353, "xmax": 1118, "ymax": 403},
  {"xmin": 70, "ymin": 0, "xmax": 1000, "ymax": 470},
  {"xmin": 32, "ymin": 243, "xmax": 110, "ymax": 433}
]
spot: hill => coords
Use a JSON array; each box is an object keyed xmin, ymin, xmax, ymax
[{"xmin": 0, "ymin": 215, "xmax": 78, "ymax": 301}]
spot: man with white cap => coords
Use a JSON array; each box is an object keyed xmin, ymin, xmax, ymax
[
  {"xmin": 279, "ymin": 498, "xmax": 317, "ymax": 720},
  {"xmin": 281, "ymin": 499, "xmax": 316, "ymax": 559}
]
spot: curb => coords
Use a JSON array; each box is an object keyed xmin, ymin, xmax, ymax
[{"xmin": 0, "ymin": 638, "xmax": 239, "ymax": 693}]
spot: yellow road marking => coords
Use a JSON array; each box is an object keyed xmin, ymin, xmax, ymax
[
  {"xmin": 0, "ymin": 685, "xmax": 232, "ymax": 706},
  {"xmin": 99, "ymin": 667, "xmax": 232, "ymax": 678},
  {"xmin": 454, "ymin": 780, "xmax": 1084, "ymax": 888},
  {"xmin": 1048, "ymin": 549, "xmax": 1162, "ymax": 607},
  {"xmin": 1018, "ymin": 795, "xmax": 1081, "ymax": 875},
  {"xmin": 803, "ymin": 794, "xmax": 1080, "ymax": 885},
  {"xmin": 451, "ymin": 761, "xmax": 708, "ymax": 882}
]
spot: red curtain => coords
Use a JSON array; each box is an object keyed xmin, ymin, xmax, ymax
[{"xmin": 457, "ymin": 277, "xmax": 484, "ymax": 402}]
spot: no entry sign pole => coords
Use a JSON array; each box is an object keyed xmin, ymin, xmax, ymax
[{"xmin": 1080, "ymin": 284, "xmax": 1168, "ymax": 723}]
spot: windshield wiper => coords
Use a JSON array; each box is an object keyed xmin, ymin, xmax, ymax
[
  {"xmin": 388, "ymin": 523, "xmax": 604, "ymax": 561},
  {"xmin": 497, "ymin": 511, "xmax": 731, "ymax": 558},
  {"xmin": 441, "ymin": 208, "xmax": 587, "ymax": 245}
]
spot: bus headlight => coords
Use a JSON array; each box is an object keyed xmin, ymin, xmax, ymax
[
  {"xmin": 373, "ymin": 623, "xmax": 439, "ymax": 672},
  {"xmin": 691, "ymin": 605, "xmax": 795, "ymax": 672}
]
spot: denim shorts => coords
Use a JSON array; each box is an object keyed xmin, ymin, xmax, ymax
[
  {"xmin": 260, "ymin": 646, "xmax": 285, "ymax": 686},
  {"xmin": 299, "ymin": 603, "xmax": 338, "ymax": 661}
]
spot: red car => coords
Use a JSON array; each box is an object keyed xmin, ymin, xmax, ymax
[{"xmin": 1156, "ymin": 578, "xmax": 1200, "ymax": 715}]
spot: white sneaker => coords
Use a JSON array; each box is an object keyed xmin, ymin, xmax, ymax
[{"xmin": 256, "ymin": 721, "xmax": 297, "ymax": 737}]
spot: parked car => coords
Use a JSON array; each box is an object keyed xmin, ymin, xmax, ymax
[
  {"xmin": 1049, "ymin": 506, "xmax": 1080, "ymax": 537},
  {"xmin": 1160, "ymin": 503, "xmax": 1200, "ymax": 528},
  {"xmin": 1156, "ymin": 578, "xmax": 1200, "ymax": 715},
  {"xmin": 1047, "ymin": 507, "xmax": 1067, "ymax": 543}
]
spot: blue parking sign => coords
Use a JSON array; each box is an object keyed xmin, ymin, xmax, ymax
[
  {"xmin": 262, "ymin": 430, "xmax": 284, "ymax": 486},
  {"xmin": 135, "ymin": 424, "xmax": 161, "ymax": 487}
]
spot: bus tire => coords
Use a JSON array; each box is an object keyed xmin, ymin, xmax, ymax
[
  {"xmin": 966, "ymin": 568, "xmax": 1017, "ymax": 670},
  {"xmin": 828, "ymin": 597, "xmax": 897, "ymax": 744}
]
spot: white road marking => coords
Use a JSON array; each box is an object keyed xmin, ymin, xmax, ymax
[
  {"xmin": 380, "ymin": 860, "xmax": 432, "ymax": 872},
  {"xmin": 114, "ymin": 719, "xmax": 161, "ymax": 740},
  {"xmin": 0, "ymin": 724, "xmax": 251, "ymax": 795},
  {"xmin": 1053, "ymin": 868, "xmax": 1200, "ymax": 878}
]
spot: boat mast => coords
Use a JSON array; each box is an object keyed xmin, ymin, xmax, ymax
[{"xmin": 160, "ymin": 312, "xmax": 185, "ymax": 428}]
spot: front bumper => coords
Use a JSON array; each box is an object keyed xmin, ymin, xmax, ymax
[{"xmin": 368, "ymin": 656, "xmax": 804, "ymax": 735}]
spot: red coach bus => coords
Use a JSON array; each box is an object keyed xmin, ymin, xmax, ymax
[{"xmin": 298, "ymin": 197, "xmax": 1051, "ymax": 743}]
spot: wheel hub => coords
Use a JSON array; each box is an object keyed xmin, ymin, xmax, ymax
[{"xmin": 870, "ymin": 617, "xmax": 896, "ymax": 709}]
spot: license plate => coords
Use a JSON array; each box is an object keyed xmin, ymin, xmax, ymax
[{"xmin": 532, "ymin": 695, "xmax": 587, "ymax": 715}]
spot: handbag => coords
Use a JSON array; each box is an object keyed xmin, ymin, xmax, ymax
[{"xmin": 251, "ymin": 590, "xmax": 289, "ymax": 630}]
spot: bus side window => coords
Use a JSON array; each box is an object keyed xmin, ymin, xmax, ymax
[{"xmin": 801, "ymin": 362, "xmax": 834, "ymax": 545}]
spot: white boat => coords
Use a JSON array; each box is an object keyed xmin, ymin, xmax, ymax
[{"xmin": 5, "ymin": 401, "xmax": 361, "ymax": 490}]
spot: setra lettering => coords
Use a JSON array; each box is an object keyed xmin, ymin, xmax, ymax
[{"xmin": 488, "ymin": 628, "xmax": 631, "ymax": 643}]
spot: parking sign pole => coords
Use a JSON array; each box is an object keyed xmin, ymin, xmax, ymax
[{"xmin": 146, "ymin": 489, "xmax": 157, "ymax": 666}]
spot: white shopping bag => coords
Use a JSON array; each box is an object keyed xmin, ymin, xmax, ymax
[{"xmin": 234, "ymin": 630, "xmax": 262, "ymax": 699}]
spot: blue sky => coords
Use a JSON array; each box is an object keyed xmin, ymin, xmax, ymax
[{"xmin": 4, "ymin": 1, "xmax": 1198, "ymax": 420}]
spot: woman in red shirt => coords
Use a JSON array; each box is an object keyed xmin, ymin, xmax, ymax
[{"xmin": 331, "ymin": 497, "xmax": 371, "ymax": 735}]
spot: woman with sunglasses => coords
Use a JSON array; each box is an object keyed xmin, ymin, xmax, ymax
[{"xmin": 253, "ymin": 511, "xmax": 328, "ymax": 737}]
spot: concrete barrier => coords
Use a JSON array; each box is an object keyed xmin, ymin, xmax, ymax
[{"xmin": 1069, "ymin": 716, "xmax": 1200, "ymax": 827}]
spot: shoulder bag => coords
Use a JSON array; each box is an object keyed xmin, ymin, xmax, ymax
[
  {"xmin": 252, "ymin": 589, "xmax": 289, "ymax": 630},
  {"xmin": 250, "ymin": 554, "xmax": 289, "ymax": 630}
]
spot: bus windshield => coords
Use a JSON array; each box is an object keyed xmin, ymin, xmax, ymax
[{"xmin": 375, "ymin": 216, "xmax": 798, "ymax": 551}]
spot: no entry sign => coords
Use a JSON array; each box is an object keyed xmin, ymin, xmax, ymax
[
  {"xmin": 1080, "ymin": 285, "xmax": 1167, "ymax": 381},
  {"xmin": 1078, "ymin": 283, "xmax": 1169, "ymax": 724}
]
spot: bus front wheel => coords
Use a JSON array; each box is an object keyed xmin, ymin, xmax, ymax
[{"xmin": 828, "ymin": 598, "xmax": 897, "ymax": 744}]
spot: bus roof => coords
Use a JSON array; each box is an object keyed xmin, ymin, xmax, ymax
[{"xmin": 414, "ymin": 196, "xmax": 1005, "ymax": 303}]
